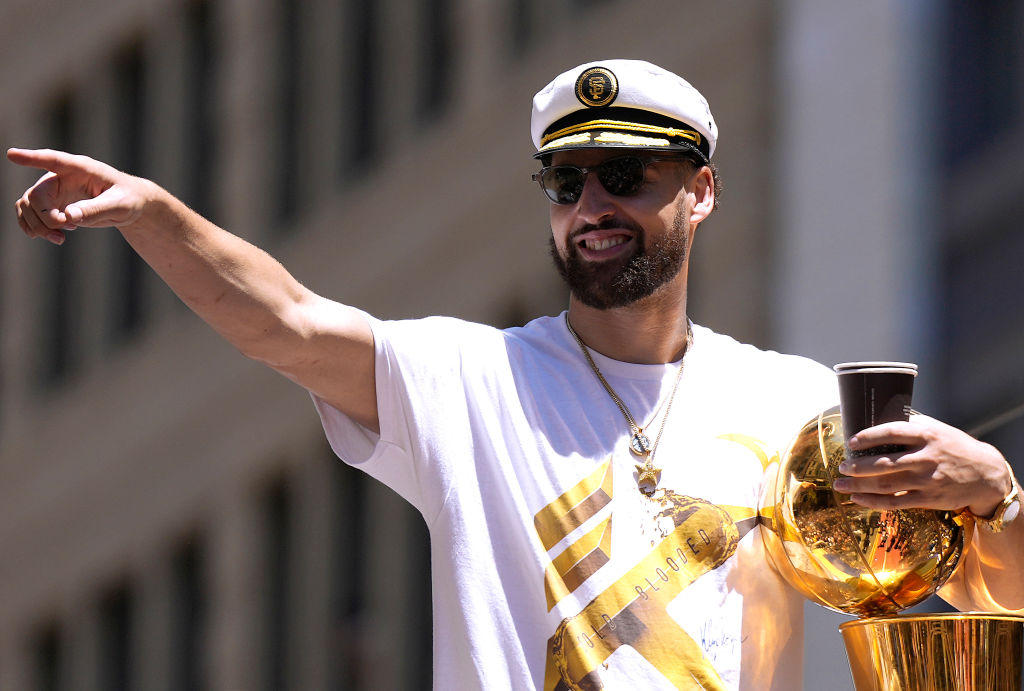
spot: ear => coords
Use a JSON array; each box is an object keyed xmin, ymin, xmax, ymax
[{"xmin": 688, "ymin": 166, "xmax": 715, "ymax": 226}]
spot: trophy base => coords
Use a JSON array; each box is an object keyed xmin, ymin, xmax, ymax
[{"xmin": 839, "ymin": 613, "xmax": 1024, "ymax": 690}]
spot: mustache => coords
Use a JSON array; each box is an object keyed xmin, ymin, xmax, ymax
[{"xmin": 570, "ymin": 218, "xmax": 645, "ymax": 242}]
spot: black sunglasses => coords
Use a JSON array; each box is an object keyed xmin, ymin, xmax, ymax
[{"xmin": 531, "ymin": 155, "xmax": 686, "ymax": 205}]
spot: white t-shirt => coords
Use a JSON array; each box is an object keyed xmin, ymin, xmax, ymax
[{"xmin": 313, "ymin": 313, "xmax": 838, "ymax": 690}]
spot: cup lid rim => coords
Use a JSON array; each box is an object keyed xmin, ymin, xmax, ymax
[{"xmin": 833, "ymin": 361, "xmax": 918, "ymax": 374}]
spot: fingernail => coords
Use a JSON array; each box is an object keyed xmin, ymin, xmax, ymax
[
  {"xmin": 847, "ymin": 435, "xmax": 861, "ymax": 449},
  {"xmin": 833, "ymin": 478, "xmax": 851, "ymax": 492},
  {"xmin": 838, "ymin": 462, "xmax": 851, "ymax": 474},
  {"xmin": 47, "ymin": 231, "xmax": 64, "ymax": 245}
]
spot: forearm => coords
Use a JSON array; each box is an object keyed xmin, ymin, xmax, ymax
[
  {"xmin": 118, "ymin": 180, "xmax": 316, "ymax": 363},
  {"xmin": 942, "ymin": 505, "xmax": 1024, "ymax": 613},
  {"xmin": 954, "ymin": 461, "xmax": 1024, "ymax": 612}
]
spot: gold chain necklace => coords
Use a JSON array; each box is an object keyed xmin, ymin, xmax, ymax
[{"xmin": 565, "ymin": 315, "xmax": 690, "ymax": 496}]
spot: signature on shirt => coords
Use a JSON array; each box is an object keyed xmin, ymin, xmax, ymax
[{"xmin": 698, "ymin": 617, "xmax": 746, "ymax": 664}]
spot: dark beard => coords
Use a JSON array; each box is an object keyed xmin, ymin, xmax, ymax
[{"xmin": 549, "ymin": 206, "xmax": 689, "ymax": 309}]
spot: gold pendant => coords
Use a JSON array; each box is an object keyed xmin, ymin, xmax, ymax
[{"xmin": 635, "ymin": 458, "xmax": 661, "ymax": 496}]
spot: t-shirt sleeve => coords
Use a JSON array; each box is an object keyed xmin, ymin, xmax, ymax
[{"xmin": 310, "ymin": 314, "xmax": 496, "ymax": 518}]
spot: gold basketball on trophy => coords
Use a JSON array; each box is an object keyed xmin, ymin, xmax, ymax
[{"xmin": 759, "ymin": 405, "xmax": 971, "ymax": 617}]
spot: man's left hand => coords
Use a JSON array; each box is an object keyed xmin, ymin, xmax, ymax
[{"xmin": 833, "ymin": 414, "xmax": 1013, "ymax": 518}]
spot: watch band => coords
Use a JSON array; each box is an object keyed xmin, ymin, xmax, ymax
[{"xmin": 972, "ymin": 463, "xmax": 1021, "ymax": 533}]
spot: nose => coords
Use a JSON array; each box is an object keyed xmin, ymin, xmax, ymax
[{"xmin": 574, "ymin": 171, "xmax": 616, "ymax": 224}]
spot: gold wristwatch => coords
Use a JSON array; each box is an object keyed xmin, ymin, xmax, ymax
[{"xmin": 973, "ymin": 464, "xmax": 1021, "ymax": 533}]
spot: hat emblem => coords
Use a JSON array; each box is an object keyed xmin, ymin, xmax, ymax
[{"xmin": 574, "ymin": 67, "xmax": 618, "ymax": 108}]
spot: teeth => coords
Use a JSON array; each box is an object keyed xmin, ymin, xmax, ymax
[{"xmin": 585, "ymin": 236, "xmax": 626, "ymax": 251}]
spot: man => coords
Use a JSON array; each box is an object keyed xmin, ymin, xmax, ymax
[{"xmin": 10, "ymin": 59, "xmax": 1022, "ymax": 690}]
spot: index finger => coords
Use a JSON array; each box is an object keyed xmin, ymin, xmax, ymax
[
  {"xmin": 7, "ymin": 148, "xmax": 89, "ymax": 175},
  {"xmin": 847, "ymin": 420, "xmax": 925, "ymax": 450}
]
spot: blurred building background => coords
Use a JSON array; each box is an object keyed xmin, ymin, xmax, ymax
[{"xmin": 0, "ymin": 0, "xmax": 1020, "ymax": 689}]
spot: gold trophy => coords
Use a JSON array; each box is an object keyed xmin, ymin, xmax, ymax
[{"xmin": 760, "ymin": 363, "xmax": 1023, "ymax": 690}]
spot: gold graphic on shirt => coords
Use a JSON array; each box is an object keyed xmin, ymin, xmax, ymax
[
  {"xmin": 718, "ymin": 503, "xmax": 756, "ymax": 525},
  {"xmin": 543, "ymin": 493, "xmax": 739, "ymax": 691},
  {"xmin": 545, "ymin": 516, "xmax": 614, "ymax": 610},
  {"xmin": 537, "ymin": 436, "xmax": 773, "ymax": 688},
  {"xmin": 536, "ymin": 458, "xmax": 614, "ymax": 609},
  {"xmin": 535, "ymin": 458, "xmax": 614, "ymax": 550},
  {"xmin": 716, "ymin": 433, "xmax": 776, "ymax": 470},
  {"xmin": 716, "ymin": 433, "xmax": 781, "ymax": 527}
]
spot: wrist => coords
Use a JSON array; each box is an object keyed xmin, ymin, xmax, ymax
[
  {"xmin": 117, "ymin": 179, "xmax": 178, "ymax": 236},
  {"xmin": 964, "ymin": 461, "xmax": 1021, "ymax": 533},
  {"xmin": 965, "ymin": 445, "xmax": 1013, "ymax": 516}
]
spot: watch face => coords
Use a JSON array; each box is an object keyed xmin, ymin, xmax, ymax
[
  {"xmin": 985, "ymin": 480, "xmax": 1022, "ymax": 532},
  {"xmin": 1004, "ymin": 496, "xmax": 1020, "ymax": 525}
]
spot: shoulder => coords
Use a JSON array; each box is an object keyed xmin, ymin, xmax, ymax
[
  {"xmin": 683, "ymin": 324, "xmax": 838, "ymax": 445},
  {"xmin": 500, "ymin": 312, "xmax": 585, "ymax": 369},
  {"xmin": 371, "ymin": 313, "xmax": 572, "ymax": 376},
  {"xmin": 501, "ymin": 313, "xmax": 568, "ymax": 348},
  {"xmin": 373, "ymin": 314, "xmax": 504, "ymax": 348},
  {"xmin": 691, "ymin": 325, "xmax": 831, "ymax": 374},
  {"xmin": 687, "ymin": 323, "xmax": 836, "ymax": 399}
]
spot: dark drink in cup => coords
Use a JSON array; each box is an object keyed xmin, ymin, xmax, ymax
[{"xmin": 834, "ymin": 362, "xmax": 917, "ymax": 457}]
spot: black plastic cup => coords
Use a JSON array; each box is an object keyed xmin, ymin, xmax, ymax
[{"xmin": 834, "ymin": 362, "xmax": 917, "ymax": 457}]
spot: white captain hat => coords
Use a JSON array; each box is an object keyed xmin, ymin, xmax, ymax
[{"xmin": 531, "ymin": 59, "xmax": 718, "ymax": 163}]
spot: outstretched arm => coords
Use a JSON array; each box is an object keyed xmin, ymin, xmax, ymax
[
  {"xmin": 9, "ymin": 147, "xmax": 379, "ymax": 431},
  {"xmin": 835, "ymin": 415, "xmax": 1023, "ymax": 612}
]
